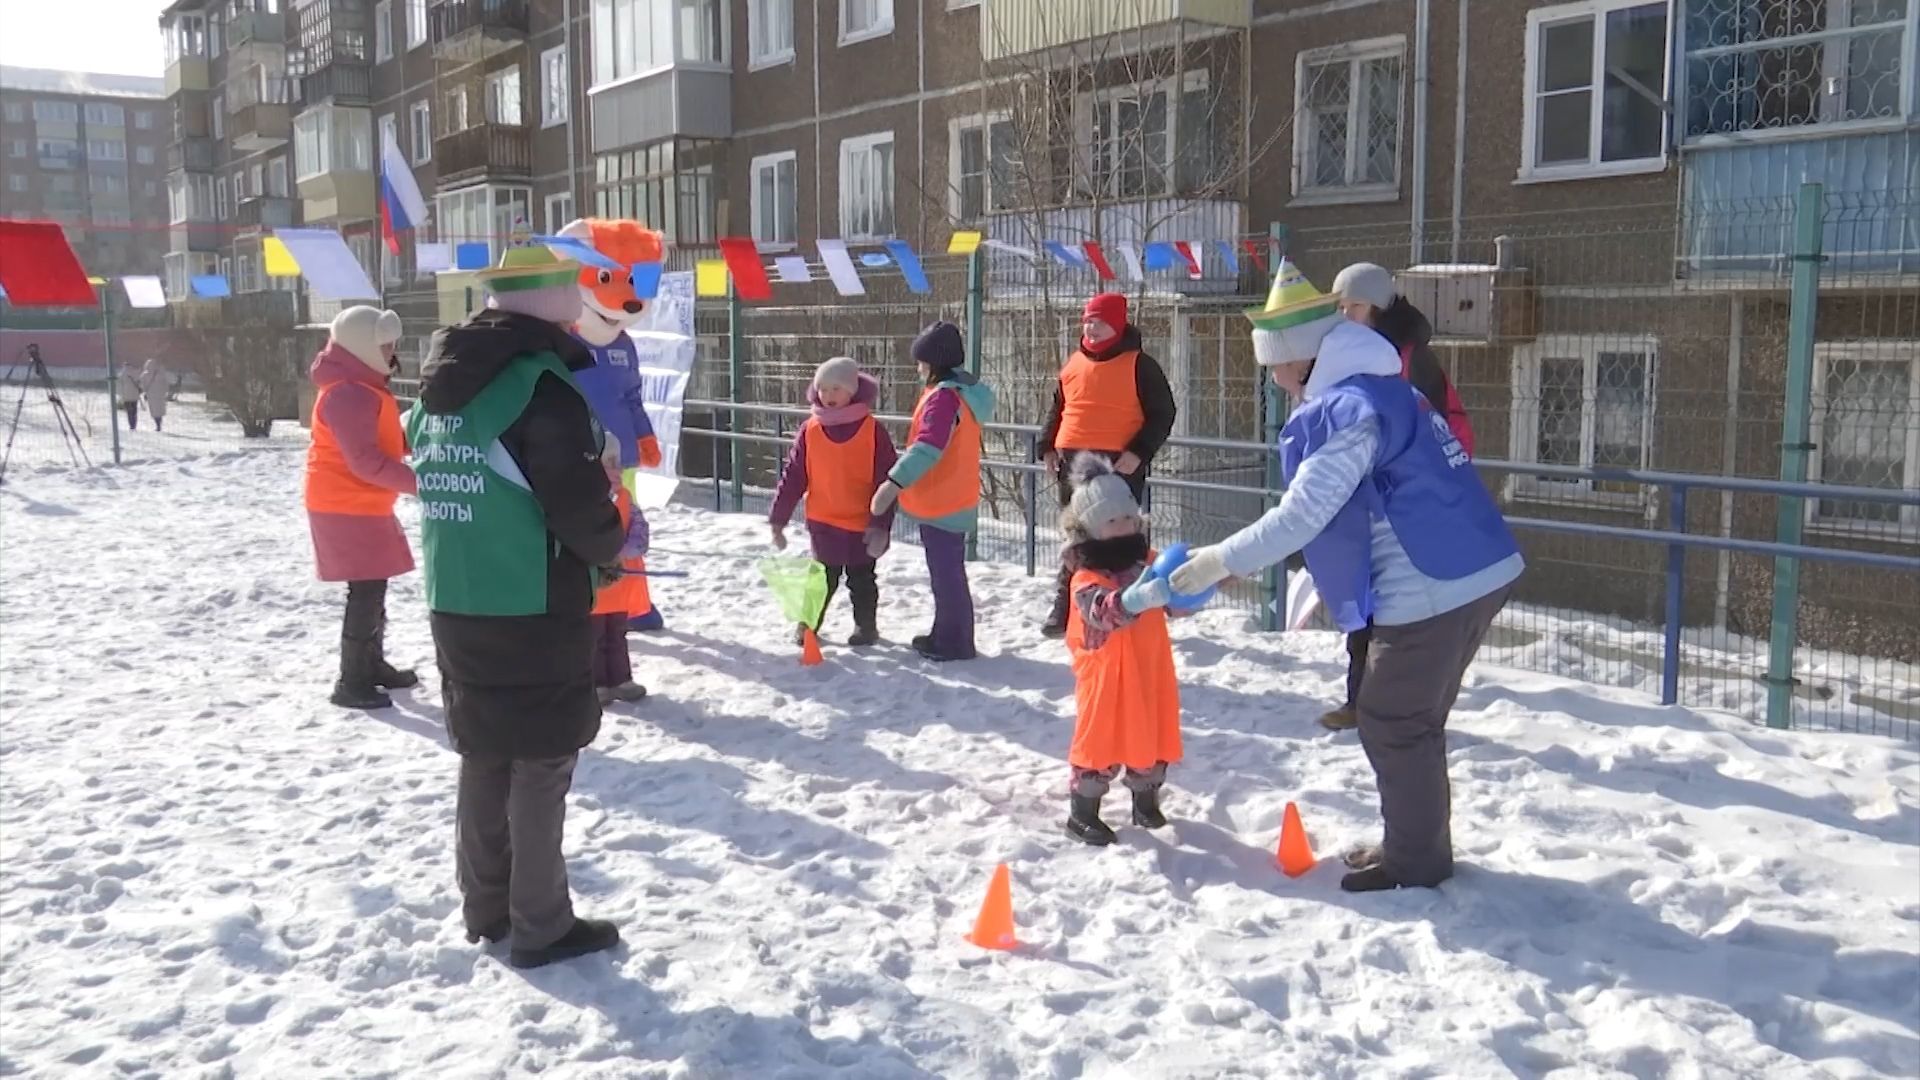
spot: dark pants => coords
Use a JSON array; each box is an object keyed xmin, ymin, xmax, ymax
[
  {"xmin": 588, "ymin": 613, "xmax": 631, "ymax": 688},
  {"xmin": 339, "ymin": 579, "xmax": 389, "ymax": 683},
  {"xmin": 817, "ymin": 562, "xmax": 879, "ymax": 632},
  {"xmin": 1345, "ymin": 623, "xmax": 1374, "ymax": 706},
  {"xmin": 1048, "ymin": 451, "xmax": 1150, "ymax": 623},
  {"xmin": 456, "ymin": 752, "xmax": 578, "ymax": 949},
  {"xmin": 123, "ymin": 402, "xmax": 139, "ymax": 430},
  {"xmin": 920, "ymin": 524, "xmax": 974, "ymax": 657},
  {"xmin": 1356, "ymin": 586, "xmax": 1511, "ymax": 887}
]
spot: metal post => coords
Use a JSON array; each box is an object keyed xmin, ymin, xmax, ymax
[
  {"xmin": 1260, "ymin": 221, "xmax": 1288, "ymax": 632},
  {"xmin": 728, "ymin": 287, "xmax": 745, "ymax": 513},
  {"xmin": 1024, "ymin": 432, "xmax": 1038, "ymax": 577},
  {"xmin": 100, "ymin": 282, "xmax": 123, "ymax": 466},
  {"xmin": 1662, "ymin": 484, "xmax": 1687, "ymax": 706},
  {"xmin": 966, "ymin": 249, "xmax": 984, "ymax": 563},
  {"xmin": 1766, "ymin": 182, "xmax": 1824, "ymax": 730}
]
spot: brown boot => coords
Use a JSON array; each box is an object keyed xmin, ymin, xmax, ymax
[{"xmin": 1319, "ymin": 704, "xmax": 1358, "ymax": 731}]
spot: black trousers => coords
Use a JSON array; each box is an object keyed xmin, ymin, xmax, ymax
[
  {"xmin": 344, "ymin": 579, "xmax": 388, "ymax": 642},
  {"xmin": 817, "ymin": 563, "xmax": 879, "ymax": 631},
  {"xmin": 1345, "ymin": 623, "xmax": 1374, "ymax": 707}
]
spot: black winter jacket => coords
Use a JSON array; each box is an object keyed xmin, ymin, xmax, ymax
[
  {"xmin": 1038, "ymin": 326, "xmax": 1178, "ymax": 463},
  {"xmin": 416, "ymin": 309, "xmax": 624, "ymax": 760},
  {"xmin": 1374, "ymin": 298, "xmax": 1456, "ymax": 423}
]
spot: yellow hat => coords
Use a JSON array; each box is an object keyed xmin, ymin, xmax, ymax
[
  {"xmin": 1245, "ymin": 258, "xmax": 1339, "ymax": 331},
  {"xmin": 475, "ymin": 244, "xmax": 580, "ymax": 294}
]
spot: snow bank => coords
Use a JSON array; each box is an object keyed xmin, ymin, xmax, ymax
[{"xmin": 2, "ymin": 453, "xmax": 1915, "ymax": 1078}]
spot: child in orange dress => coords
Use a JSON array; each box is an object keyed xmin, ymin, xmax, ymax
[
  {"xmin": 1059, "ymin": 453, "xmax": 1185, "ymax": 845},
  {"xmin": 591, "ymin": 438, "xmax": 649, "ymax": 704}
]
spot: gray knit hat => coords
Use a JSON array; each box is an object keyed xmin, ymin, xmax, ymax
[
  {"xmin": 813, "ymin": 355, "xmax": 859, "ymax": 393},
  {"xmin": 1331, "ymin": 262, "xmax": 1395, "ymax": 311},
  {"xmin": 1065, "ymin": 452, "xmax": 1141, "ymax": 536}
]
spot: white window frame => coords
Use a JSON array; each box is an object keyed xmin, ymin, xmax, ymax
[
  {"xmin": 838, "ymin": 130, "xmax": 895, "ymax": 242},
  {"xmin": 447, "ymin": 87, "xmax": 470, "ymax": 132},
  {"xmin": 948, "ymin": 111, "xmax": 1014, "ymax": 221},
  {"xmin": 410, "ymin": 100, "xmax": 432, "ymax": 164},
  {"xmin": 839, "ymin": 0, "xmax": 893, "ymax": 46},
  {"xmin": 1519, "ymin": 0, "xmax": 1672, "ymax": 183},
  {"xmin": 1508, "ymin": 334, "xmax": 1660, "ymax": 507},
  {"xmin": 136, "ymin": 144, "xmax": 156, "ymax": 165},
  {"xmin": 486, "ymin": 67, "xmax": 522, "ymax": 126},
  {"xmin": 541, "ymin": 45, "xmax": 569, "ymax": 128},
  {"xmin": 545, "ymin": 191, "xmax": 575, "ymax": 233},
  {"xmin": 1808, "ymin": 342, "xmax": 1920, "ymax": 540},
  {"xmin": 379, "ymin": 112, "xmax": 399, "ymax": 158},
  {"xmin": 374, "ymin": 0, "xmax": 393, "ymax": 61},
  {"xmin": 406, "ymin": 0, "xmax": 427, "ymax": 49},
  {"xmin": 750, "ymin": 0, "xmax": 795, "ymax": 69},
  {"xmin": 1291, "ymin": 35, "xmax": 1405, "ymax": 205},
  {"xmin": 749, "ymin": 149, "xmax": 798, "ymax": 249}
]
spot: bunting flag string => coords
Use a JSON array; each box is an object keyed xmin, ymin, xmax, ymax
[{"xmin": 1081, "ymin": 242, "xmax": 1117, "ymax": 282}]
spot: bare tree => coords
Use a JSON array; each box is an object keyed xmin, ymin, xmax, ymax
[{"xmin": 173, "ymin": 297, "xmax": 318, "ymax": 438}]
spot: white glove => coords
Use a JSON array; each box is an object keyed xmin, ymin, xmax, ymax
[
  {"xmin": 870, "ymin": 480, "xmax": 901, "ymax": 516},
  {"xmin": 1120, "ymin": 575, "xmax": 1171, "ymax": 615},
  {"xmin": 1169, "ymin": 545, "xmax": 1231, "ymax": 596},
  {"xmin": 863, "ymin": 526, "xmax": 889, "ymax": 559},
  {"xmin": 769, "ymin": 524, "xmax": 787, "ymax": 551}
]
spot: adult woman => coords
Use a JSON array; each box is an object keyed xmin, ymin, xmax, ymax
[
  {"xmin": 1165, "ymin": 262, "xmax": 1523, "ymax": 893},
  {"xmin": 304, "ymin": 305, "xmax": 419, "ymax": 709},
  {"xmin": 139, "ymin": 357, "xmax": 169, "ymax": 431}
]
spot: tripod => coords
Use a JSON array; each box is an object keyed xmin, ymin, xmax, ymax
[{"xmin": 0, "ymin": 345, "xmax": 92, "ymax": 485}]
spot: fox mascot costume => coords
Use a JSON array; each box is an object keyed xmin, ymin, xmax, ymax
[{"xmin": 555, "ymin": 219, "xmax": 669, "ymax": 699}]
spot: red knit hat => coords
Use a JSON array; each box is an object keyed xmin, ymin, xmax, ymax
[{"xmin": 1083, "ymin": 292, "xmax": 1128, "ymax": 330}]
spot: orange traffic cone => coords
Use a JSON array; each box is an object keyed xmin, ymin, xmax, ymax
[
  {"xmin": 965, "ymin": 863, "xmax": 1018, "ymax": 950},
  {"xmin": 800, "ymin": 627, "xmax": 824, "ymax": 667},
  {"xmin": 1276, "ymin": 802, "xmax": 1316, "ymax": 878}
]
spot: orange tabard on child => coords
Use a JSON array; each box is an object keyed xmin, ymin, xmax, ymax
[
  {"xmin": 1064, "ymin": 565, "xmax": 1183, "ymax": 771},
  {"xmin": 592, "ymin": 481, "xmax": 648, "ymax": 616},
  {"xmin": 305, "ymin": 385, "xmax": 405, "ymax": 515},
  {"xmin": 1054, "ymin": 350, "xmax": 1145, "ymax": 453},
  {"xmin": 898, "ymin": 387, "xmax": 982, "ymax": 521},
  {"xmin": 801, "ymin": 416, "xmax": 876, "ymax": 533}
]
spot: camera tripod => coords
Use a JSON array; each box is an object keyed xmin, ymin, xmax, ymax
[{"xmin": 0, "ymin": 345, "xmax": 92, "ymax": 486}]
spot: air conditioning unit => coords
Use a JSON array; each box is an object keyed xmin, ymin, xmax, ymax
[{"xmin": 1395, "ymin": 237, "xmax": 1537, "ymax": 342}]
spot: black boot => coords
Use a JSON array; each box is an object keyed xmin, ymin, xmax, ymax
[
  {"xmin": 330, "ymin": 635, "xmax": 392, "ymax": 710},
  {"xmin": 372, "ymin": 615, "xmax": 418, "ymax": 690},
  {"xmin": 1130, "ymin": 786, "xmax": 1168, "ymax": 829},
  {"xmin": 847, "ymin": 566, "xmax": 880, "ymax": 646},
  {"xmin": 509, "ymin": 917, "xmax": 621, "ymax": 969},
  {"xmin": 1066, "ymin": 793, "xmax": 1116, "ymax": 846}
]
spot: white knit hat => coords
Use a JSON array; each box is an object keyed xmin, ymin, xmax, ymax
[
  {"xmin": 1065, "ymin": 453, "xmax": 1140, "ymax": 536},
  {"xmin": 330, "ymin": 305, "xmax": 404, "ymax": 374},
  {"xmin": 1331, "ymin": 262, "xmax": 1396, "ymax": 311}
]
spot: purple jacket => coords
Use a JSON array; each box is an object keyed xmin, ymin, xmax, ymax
[
  {"xmin": 769, "ymin": 374, "xmax": 899, "ymax": 566},
  {"xmin": 306, "ymin": 343, "xmax": 416, "ymax": 583}
]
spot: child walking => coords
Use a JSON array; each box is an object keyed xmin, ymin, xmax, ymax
[
  {"xmin": 768, "ymin": 357, "xmax": 898, "ymax": 646},
  {"xmin": 591, "ymin": 441, "xmax": 650, "ymax": 704},
  {"xmin": 870, "ymin": 322, "xmax": 996, "ymax": 662},
  {"xmin": 1059, "ymin": 454, "xmax": 1184, "ymax": 845}
]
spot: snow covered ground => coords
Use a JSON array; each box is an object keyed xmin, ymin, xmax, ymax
[
  {"xmin": 0, "ymin": 381, "xmax": 305, "ymax": 474},
  {"xmin": 3, "ymin": 451, "xmax": 1917, "ymax": 1079}
]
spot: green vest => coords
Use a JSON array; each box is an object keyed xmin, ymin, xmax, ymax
[{"xmin": 407, "ymin": 352, "xmax": 592, "ymax": 616}]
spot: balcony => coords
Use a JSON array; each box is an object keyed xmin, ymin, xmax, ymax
[
  {"xmin": 236, "ymin": 195, "xmax": 296, "ymax": 234},
  {"xmin": 588, "ymin": 67, "xmax": 731, "ymax": 153},
  {"xmin": 296, "ymin": 62, "xmax": 371, "ymax": 109},
  {"xmin": 227, "ymin": 9, "xmax": 286, "ymax": 58},
  {"xmin": 165, "ymin": 56, "xmax": 210, "ymax": 95},
  {"xmin": 169, "ymin": 219, "xmax": 223, "ymax": 254},
  {"xmin": 226, "ymin": 288, "xmax": 302, "ymax": 326},
  {"xmin": 980, "ymin": 0, "xmax": 1246, "ymax": 62},
  {"xmin": 985, "ymin": 196, "xmax": 1246, "ymax": 296},
  {"xmin": 297, "ymin": 166, "xmax": 376, "ymax": 222},
  {"xmin": 429, "ymin": 0, "xmax": 529, "ymax": 66},
  {"xmin": 434, "ymin": 122, "xmax": 530, "ymax": 184},
  {"xmin": 168, "ymin": 136, "xmax": 215, "ymax": 173},
  {"xmin": 230, "ymin": 102, "xmax": 292, "ymax": 152}
]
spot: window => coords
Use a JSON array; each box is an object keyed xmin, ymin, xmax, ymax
[
  {"xmin": 592, "ymin": 138, "xmax": 722, "ymax": 244},
  {"xmin": 678, "ymin": 0, "xmax": 725, "ymax": 64},
  {"xmin": 5, "ymin": 175, "xmax": 26, "ymax": 193},
  {"xmin": 594, "ymin": 0, "xmax": 706, "ymax": 83},
  {"xmin": 379, "ymin": 112, "xmax": 399, "ymax": 158},
  {"xmin": 545, "ymin": 190, "xmax": 574, "ymax": 233},
  {"xmin": 143, "ymin": 180, "xmax": 158, "ymax": 198},
  {"xmin": 1510, "ymin": 336, "xmax": 1658, "ymax": 501},
  {"xmin": 1811, "ymin": 344, "xmax": 1920, "ymax": 535},
  {"xmin": 410, "ymin": 101, "xmax": 432, "ymax": 164},
  {"xmin": 251, "ymin": 162, "xmax": 265, "ymax": 196},
  {"xmin": 2, "ymin": 102, "xmax": 22, "ymax": 122},
  {"xmin": 212, "ymin": 95, "xmax": 224, "ymax": 139},
  {"xmin": 169, "ymin": 173, "xmax": 215, "ymax": 222},
  {"xmin": 839, "ymin": 131, "xmax": 894, "ymax": 240},
  {"xmin": 134, "ymin": 110, "xmax": 154, "ymax": 130},
  {"xmin": 436, "ymin": 183, "xmax": 533, "ymax": 255},
  {"xmin": 950, "ymin": 114, "xmax": 1015, "ymax": 220},
  {"xmin": 295, "ymin": 107, "xmax": 371, "ymax": 179},
  {"xmin": 1522, "ymin": 1, "xmax": 1669, "ymax": 180},
  {"xmin": 841, "ymin": 0, "xmax": 892, "ymax": 44},
  {"xmin": 135, "ymin": 144, "xmax": 156, "ymax": 165},
  {"xmin": 751, "ymin": 0, "xmax": 794, "ymax": 66},
  {"xmin": 750, "ymin": 150, "xmax": 797, "ymax": 246},
  {"xmin": 375, "ymin": 0, "xmax": 393, "ymax": 61},
  {"xmin": 1682, "ymin": 0, "xmax": 1910, "ymax": 139},
  {"xmin": 1080, "ymin": 74, "xmax": 1213, "ymax": 200},
  {"xmin": 87, "ymin": 138, "xmax": 127, "ymax": 161},
  {"xmin": 33, "ymin": 101, "xmax": 79, "ymax": 124},
  {"xmin": 37, "ymin": 137, "xmax": 79, "ymax": 167},
  {"xmin": 84, "ymin": 103, "xmax": 124, "ymax": 126},
  {"xmin": 47, "ymin": 174, "xmax": 76, "ymax": 194},
  {"xmin": 486, "ymin": 67, "xmax": 522, "ymax": 126},
  {"xmin": 406, "ymin": 0, "xmax": 426, "ymax": 49},
  {"xmin": 446, "ymin": 87, "xmax": 469, "ymax": 132},
  {"xmin": 268, "ymin": 157, "xmax": 288, "ymax": 196},
  {"xmin": 541, "ymin": 46, "xmax": 569, "ymax": 127},
  {"xmin": 1294, "ymin": 38, "xmax": 1403, "ymax": 198},
  {"xmin": 6, "ymin": 139, "xmax": 25, "ymax": 158},
  {"xmin": 216, "ymin": 176, "xmax": 229, "ymax": 220},
  {"xmin": 89, "ymin": 173, "xmax": 126, "ymax": 194}
]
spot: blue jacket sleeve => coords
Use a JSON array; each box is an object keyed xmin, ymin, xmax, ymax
[{"xmin": 1216, "ymin": 419, "xmax": 1380, "ymax": 578}]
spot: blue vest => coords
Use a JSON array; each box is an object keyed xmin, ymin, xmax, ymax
[
  {"xmin": 570, "ymin": 333, "xmax": 656, "ymax": 468},
  {"xmin": 1280, "ymin": 374, "xmax": 1518, "ymax": 632}
]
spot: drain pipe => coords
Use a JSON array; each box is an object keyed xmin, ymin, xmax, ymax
[
  {"xmin": 563, "ymin": 0, "xmax": 577, "ymax": 222},
  {"xmin": 1449, "ymin": 0, "xmax": 1467, "ymax": 262},
  {"xmin": 1410, "ymin": 0, "xmax": 1431, "ymax": 264}
]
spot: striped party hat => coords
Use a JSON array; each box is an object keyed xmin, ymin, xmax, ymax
[{"xmin": 1246, "ymin": 258, "xmax": 1339, "ymax": 331}]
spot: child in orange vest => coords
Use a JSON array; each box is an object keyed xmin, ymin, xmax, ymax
[
  {"xmin": 1059, "ymin": 453, "xmax": 1185, "ymax": 845},
  {"xmin": 591, "ymin": 439, "xmax": 650, "ymax": 704},
  {"xmin": 768, "ymin": 357, "xmax": 899, "ymax": 645}
]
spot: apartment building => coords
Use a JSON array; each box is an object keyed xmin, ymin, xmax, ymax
[{"xmin": 0, "ymin": 66, "xmax": 171, "ymax": 282}]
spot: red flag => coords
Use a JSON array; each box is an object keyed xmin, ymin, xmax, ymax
[
  {"xmin": 1240, "ymin": 238, "xmax": 1269, "ymax": 273},
  {"xmin": 1172, "ymin": 241, "xmax": 1202, "ymax": 279},
  {"xmin": 380, "ymin": 197, "xmax": 400, "ymax": 256},
  {"xmin": 1081, "ymin": 242, "xmax": 1117, "ymax": 281},
  {"xmin": 0, "ymin": 220, "xmax": 96, "ymax": 307},
  {"xmin": 717, "ymin": 237, "xmax": 773, "ymax": 301}
]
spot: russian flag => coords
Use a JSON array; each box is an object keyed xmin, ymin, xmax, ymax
[{"xmin": 379, "ymin": 127, "xmax": 429, "ymax": 256}]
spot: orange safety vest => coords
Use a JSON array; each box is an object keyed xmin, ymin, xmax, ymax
[
  {"xmin": 592, "ymin": 482, "xmax": 649, "ymax": 615},
  {"xmin": 1065, "ymin": 563, "xmax": 1183, "ymax": 772},
  {"xmin": 305, "ymin": 383, "xmax": 405, "ymax": 516},
  {"xmin": 898, "ymin": 387, "xmax": 981, "ymax": 521},
  {"xmin": 802, "ymin": 416, "xmax": 876, "ymax": 533},
  {"xmin": 1054, "ymin": 349, "xmax": 1145, "ymax": 453}
]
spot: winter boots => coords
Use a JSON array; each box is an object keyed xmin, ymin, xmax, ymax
[
  {"xmin": 332, "ymin": 580, "xmax": 409, "ymax": 709},
  {"xmin": 508, "ymin": 917, "xmax": 621, "ymax": 970},
  {"xmin": 1130, "ymin": 786, "xmax": 1168, "ymax": 829},
  {"xmin": 1066, "ymin": 793, "xmax": 1116, "ymax": 846},
  {"xmin": 331, "ymin": 635, "xmax": 392, "ymax": 710},
  {"xmin": 596, "ymin": 682, "xmax": 648, "ymax": 705},
  {"xmin": 1319, "ymin": 704, "xmax": 1358, "ymax": 731}
]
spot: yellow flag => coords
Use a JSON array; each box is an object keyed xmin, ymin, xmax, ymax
[
  {"xmin": 263, "ymin": 236, "xmax": 301, "ymax": 277},
  {"xmin": 947, "ymin": 231, "xmax": 983, "ymax": 255},
  {"xmin": 695, "ymin": 259, "xmax": 729, "ymax": 297}
]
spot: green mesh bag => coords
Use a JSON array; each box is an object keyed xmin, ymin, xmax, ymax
[{"xmin": 757, "ymin": 557, "xmax": 828, "ymax": 628}]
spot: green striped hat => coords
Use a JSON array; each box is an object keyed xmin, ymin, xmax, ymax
[
  {"xmin": 1245, "ymin": 258, "xmax": 1339, "ymax": 331},
  {"xmin": 477, "ymin": 245, "xmax": 581, "ymax": 293}
]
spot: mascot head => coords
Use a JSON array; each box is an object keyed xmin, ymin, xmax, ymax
[{"xmin": 555, "ymin": 218, "xmax": 666, "ymax": 347}]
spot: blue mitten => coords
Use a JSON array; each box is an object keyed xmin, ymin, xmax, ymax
[
  {"xmin": 1120, "ymin": 574, "xmax": 1172, "ymax": 614},
  {"xmin": 620, "ymin": 509, "xmax": 651, "ymax": 560}
]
